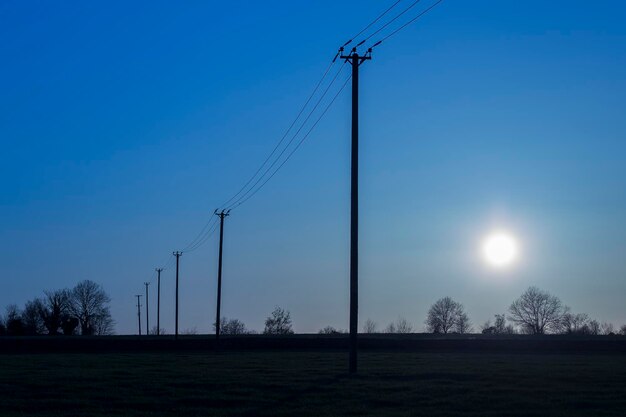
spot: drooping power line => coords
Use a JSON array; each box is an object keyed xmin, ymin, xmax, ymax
[
  {"xmin": 356, "ymin": 0, "xmax": 423, "ymax": 47},
  {"xmin": 230, "ymin": 72, "xmax": 353, "ymax": 209},
  {"xmin": 370, "ymin": 0, "xmax": 445, "ymax": 48},
  {"xmin": 224, "ymin": 62, "xmax": 349, "ymax": 210},
  {"xmin": 342, "ymin": 0, "xmax": 403, "ymax": 47}
]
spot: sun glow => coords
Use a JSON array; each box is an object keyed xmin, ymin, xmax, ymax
[{"xmin": 482, "ymin": 231, "xmax": 519, "ymax": 268}]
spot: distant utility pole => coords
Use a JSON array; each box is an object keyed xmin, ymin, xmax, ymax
[
  {"xmin": 214, "ymin": 209, "xmax": 230, "ymax": 340},
  {"xmin": 156, "ymin": 268, "xmax": 163, "ymax": 336},
  {"xmin": 144, "ymin": 282, "xmax": 150, "ymax": 335},
  {"xmin": 340, "ymin": 47, "xmax": 371, "ymax": 375},
  {"xmin": 135, "ymin": 294, "xmax": 143, "ymax": 336},
  {"xmin": 173, "ymin": 251, "xmax": 182, "ymax": 340}
]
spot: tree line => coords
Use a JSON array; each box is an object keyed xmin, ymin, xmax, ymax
[
  {"xmin": 3, "ymin": 285, "xmax": 624, "ymax": 337},
  {"xmin": 0, "ymin": 280, "xmax": 114, "ymax": 336},
  {"xmin": 322, "ymin": 287, "xmax": 626, "ymax": 336}
]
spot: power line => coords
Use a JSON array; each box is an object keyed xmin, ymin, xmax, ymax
[
  {"xmin": 216, "ymin": 59, "xmax": 339, "ymax": 210},
  {"xmin": 230, "ymin": 72, "xmax": 353, "ymax": 210},
  {"xmin": 224, "ymin": 62, "xmax": 349, "ymax": 210},
  {"xmin": 371, "ymin": 0, "xmax": 445, "ymax": 48},
  {"xmin": 356, "ymin": 0, "xmax": 423, "ymax": 47},
  {"xmin": 342, "ymin": 0, "xmax": 403, "ymax": 47},
  {"xmin": 182, "ymin": 216, "xmax": 218, "ymax": 252},
  {"xmin": 183, "ymin": 219, "xmax": 220, "ymax": 253}
]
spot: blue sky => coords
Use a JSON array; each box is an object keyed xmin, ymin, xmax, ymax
[{"xmin": 1, "ymin": 1, "xmax": 626, "ymax": 334}]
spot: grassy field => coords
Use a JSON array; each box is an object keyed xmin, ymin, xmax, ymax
[{"xmin": 1, "ymin": 350, "xmax": 625, "ymax": 416}]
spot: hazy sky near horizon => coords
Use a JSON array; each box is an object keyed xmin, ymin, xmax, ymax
[{"xmin": 1, "ymin": 1, "xmax": 626, "ymax": 334}]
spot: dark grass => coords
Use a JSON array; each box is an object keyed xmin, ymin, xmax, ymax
[{"xmin": 1, "ymin": 350, "xmax": 626, "ymax": 416}]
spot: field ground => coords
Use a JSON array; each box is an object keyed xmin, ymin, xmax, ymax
[{"xmin": 1, "ymin": 347, "xmax": 626, "ymax": 416}]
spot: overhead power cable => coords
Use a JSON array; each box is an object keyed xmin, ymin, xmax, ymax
[
  {"xmin": 230, "ymin": 73, "xmax": 353, "ymax": 210},
  {"xmin": 223, "ymin": 62, "xmax": 348, "ymax": 210},
  {"xmin": 341, "ymin": 0, "xmax": 402, "ymax": 47},
  {"xmin": 183, "ymin": 219, "xmax": 220, "ymax": 253},
  {"xmin": 182, "ymin": 216, "xmax": 218, "ymax": 252},
  {"xmin": 370, "ymin": 0, "xmax": 444, "ymax": 48},
  {"xmin": 217, "ymin": 58, "xmax": 339, "ymax": 210},
  {"xmin": 356, "ymin": 0, "xmax": 423, "ymax": 47}
]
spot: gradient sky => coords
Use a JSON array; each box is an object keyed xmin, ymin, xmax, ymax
[{"xmin": 2, "ymin": 1, "xmax": 626, "ymax": 335}]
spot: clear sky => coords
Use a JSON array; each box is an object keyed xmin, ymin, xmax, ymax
[{"xmin": 1, "ymin": 1, "xmax": 625, "ymax": 334}]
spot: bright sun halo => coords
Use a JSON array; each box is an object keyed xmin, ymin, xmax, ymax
[{"xmin": 482, "ymin": 231, "xmax": 519, "ymax": 268}]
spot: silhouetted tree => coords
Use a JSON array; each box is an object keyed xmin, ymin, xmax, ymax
[
  {"xmin": 61, "ymin": 317, "xmax": 79, "ymax": 335},
  {"xmin": 319, "ymin": 326, "xmax": 343, "ymax": 334},
  {"xmin": 481, "ymin": 314, "xmax": 516, "ymax": 334},
  {"xmin": 480, "ymin": 320, "xmax": 494, "ymax": 334},
  {"xmin": 5, "ymin": 305, "xmax": 24, "ymax": 336},
  {"xmin": 493, "ymin": 314, "xmax": 515, "ymax": 334},
  {"xmin": 455, "ymin": 312, "xmax": 472, "ymax": 334},
  {"xmin": 69, "ymin": 280, "xmax": 114, "ymax": 335},
  {"xmin": 587, "ymin": 319, "xmax": 601, "ymax": 335},
  {"xmin": 182, "ymin": 327, "xmax": 197, "ymax": 335},
  {"xmin": 40, "ymin": 289, "xmax": 71, "ymax": 335},
  {"xmin": 263, "ymin": 307, "xmax": 293, "ymax": 335},
  {"xmin": 384, "ymin": 317, "xmax": 413, "ymax": 334},
  {"xmin": 601, "ymin": 322, "xmax": 615, "ymax": 335},
  {"xmin": 383, "ymin": 322, "xmax": 396, "ymax": 333},
  {"xmin": 362, "ymin": 319, "xmax": 378, "ymax": 333},
  {"xmin": 620, "ymin": 325, "xmax": 626, "ymax": 336},
  {"xmin": 22, "ymin": 298, "xmax": 46, "ymax": 335},
  {"xmin": 561, "ymin": 312, "xmax": 590, "ymax": 334},
  {"xmin": 150, "ymin": 326, "xmax": 167, "ymax": 335},
  {"xmin": 213, "ymin": 317, "xmax": 247, "ymax": 335},
  {"xmin": 426, "ymin": 297, "xmax": 469, "ymax": 334},
  {"xmin": 508, "ymin": 287, "xmax": 566, "ymax": 334}
]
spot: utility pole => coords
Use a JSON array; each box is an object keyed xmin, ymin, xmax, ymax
[
  {"xmin": 340, "ymin": 47, "xmax": 371, "ymax": 374},
  {"xmin": 156, "ymin": 268, "xmax": 163, "ymax": 336},
  {"xmin": 144, "ymin": 282, "xmax": 150, "ymax": 335},
  {"xmin": 135, "ymin": 294, "xmax": 143, "ymax": 336},
  {"xmin": 173, "ymin": 251, "xmax": 182, "ymax": 339},
  {"xmin": 214, "ymin": 209, "xmax": 230, "ymax": 340}
]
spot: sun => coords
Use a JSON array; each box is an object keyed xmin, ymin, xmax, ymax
[{"xmin": 482, "ymin": 231, "xmax": 519, "ymax": 268}]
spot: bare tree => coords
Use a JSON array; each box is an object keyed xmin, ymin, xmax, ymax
[
  {"xmin": 493, "ymin": 314, "xmax": 515, "ymax": 334},
  {"xmin": 362, "ymin": 319, "xmax": 378, "ymax": 333},
  {"xmin": 319, "ymin": 326, "xmax": 344, "ymax": 334},
  {"xmin": 455, "ymin": 312, "xmax": 472, "ymax": 334},
  {"xmin": 182, "ymin": 327, "xmax": 197, "ymax": 335},
  {"xmin": 587, "ymin": 319, "xmax": 601, "ymax": 335},
  {"xmin": 263, "ymin": 307, "xmax": 294, "ymax": 335},
  {"xmin": 69, "ymin": 280, "xmax": 114, "ymax": 335},
  {"xmin": 601, "ymin": 322, "xmax": 615, "ymax": 335},
  {"xmin": 213, "ymin": 317, "xmax": 247, "ymax": 335},
  {"xmin": 395, "ymin": 317, "xmax": 413, "ymax": 334},
  {"xmin": 22, "ymin": 298, "xmax": 46, "ymax": 335},
  {"xmin": 383, "ymin": 322, "xmax": 396, "ymax": 333},
  {"xmin": 481, "ymin": 314, "xmax": 514, "ymax": 334},
  {"xmin": 40, "ymin": 289, "xmax": 71, "ymax": 335},
  {"xmin": 5, "ymin": 305, "xmax": 24, "ymax": 336},
  {"xmin": 426, "ymin": 297, "xmax": 469, "ymax": 334},
  {"xmin": 480, "ymin": 319, "xmax": 493, "ymax": 334},
  {"xmin": 150, "ymin": 326, "xmax": 167, "ymax": 335},
  {"xmin": 508, "ymin": 287, "xmax": 566, "ymax": 334},
  {"xmin": 561, "ymin": 312, "xmax": 590, "ymax": 334}
]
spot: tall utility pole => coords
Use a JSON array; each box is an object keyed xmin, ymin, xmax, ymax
[
  {"xmin": 340, "ymin": 47, "xmax": 371, "ymax": 374},
  {"xmin": 214, "ymin": 209, "xmax": 230, "ymax": 340},
  {"xmin": 173, "ymin": 251, "xmax": 182, "ymax": 339},
  {"xmin": 135, "ymin": 294, "xmax": 143, "ymax": 336},
  {"xmin": 144, "ymin": 282, "xmax": 150, "ymax": 335},
  {"xmin": 156, "ymin": 268, "xmax": 163, "ymax": 336}
]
